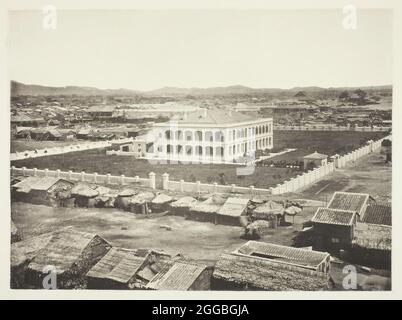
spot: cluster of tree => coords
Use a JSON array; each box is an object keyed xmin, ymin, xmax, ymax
[{"xmin": 256, "ymin": 159, "xmax": 304, "ymax": 170}]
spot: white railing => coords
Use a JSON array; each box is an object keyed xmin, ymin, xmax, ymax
[{"xmin": 10, "ymin": 166, "xmax": 154, "ymax": 189}]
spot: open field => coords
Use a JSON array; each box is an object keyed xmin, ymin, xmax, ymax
[
  {"xmin": 271, "ymin": 130, "xmax": 387, "ymax": 162},
  {"xmin": 10, "ymin": 139, "xmax": 89, "ymax": 153}
]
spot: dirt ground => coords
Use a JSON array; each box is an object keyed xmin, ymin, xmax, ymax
[
  {"xmin": 11, "ymin": 200, "xmax": 319, "ymax": 265},
  {"xmin": 295, "ymin": 151, "xmax": 391, "ymax": 203},
  {"xmin": 10, "ymin": 139, "xmax": 89, "ymax": 153}
]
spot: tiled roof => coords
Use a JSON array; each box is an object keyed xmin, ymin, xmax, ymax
[
  {"xmin": 311, "ymin": 207, "xmax": 356, "ymax": 226},
  {"xmin": 234, "ymin": 241, "xmax": 329, "ymax": 269},
  {"xmin": 362, "ymin": 203, "xmax": 392, "ymax": 226},
  {"xmin": 146, "ymin": 261, "xmax": 206, "ymax": 290},
  {"xmin": 174, "ymin": 109, "xmax": 257, "ymax": 125},
  {"xmin": 213, "ymin": 254, "xmax": 330, "ymax": 291},
  {"xmin": 327, "ymin": 191, "xmax": 369, "ymax": 214}
]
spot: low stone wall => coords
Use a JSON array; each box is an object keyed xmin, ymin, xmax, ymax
[
  {"xmin": 10, "ymin": 138, "xmax": 134, "ymax": 161},
  {"xmin": 274, "ymin": 125, "xmax": 390, "ymax": 132},
  {"xmin": 270, "ymin": 135, "xmax": 390, "ymax": 194},
  {"xmin": 10, "ymin": 166, "xmax": 154, "ymax": 189}
]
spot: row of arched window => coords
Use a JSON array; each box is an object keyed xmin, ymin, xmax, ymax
[
  {"xmin": 161, "ymin": 145, "xmax": 224, "ymax": 157},
  {"xmin": 162, "ymin": 124, "xmax": 272, "ymax": 143}
]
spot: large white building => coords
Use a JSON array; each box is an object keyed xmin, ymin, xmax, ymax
[{"xmin": 146, "ymin": 109, "xmax": 273, "ymax": 164}]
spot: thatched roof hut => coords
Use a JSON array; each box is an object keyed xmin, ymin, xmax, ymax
[
  {"xmin": 115, "ymin": 189, "xmax": 138, "ymax": 210},
  {"xmin": 128, "ymin": 191, "xmax": 155, "ymax": 214},
  {"xmin": 70, "ymin": 183, "xmax": 99, "ymax": 207},
  {"xmin": 251, "ymin": 200, "xmax": 284, "ymax": 227},
  {"xmin": 11, "ymin": 232, "xmax": 56, "ymax": 289},
  {"xmin": 12, "ymin": 177, "xmax": 74, "ymax": 206},
  {"xmin": 118, "ymin": 188, "xmax": 137, "ymax": 197},
  {"xmin": 216, "ymin": 197, "xmax": 250, "ymax": 226},
  {"xmin": 150, "ymin": 193, "xmax": 173, "ymax": 213},
  {"xmin": 212, "ymin": 253, "xmax": 330, "ymax": 291},
  {"xmin": 86, "ymin": 247, "xmax": 151, "ymax": 289},
  {"xmin": 188, "ymin": 194, "xmax": 226, "ymax": 223},
  {"xmin": 25, "ymin": 229, "xmax": 111, "ymax": 289},
  {"xmin": 351, "ymin": 223, "xmax": 391, "ymax": 269},
  {"xmin": 146, "ymin": 261, "xmax": 211, "ymax": 291},
  {"xmin": 168, "ymin": 196, "xmax": 197, "ymax": 216},
  {"xmin": 93, "ymin": 186, "xmax": 117, "ymax": 208}
]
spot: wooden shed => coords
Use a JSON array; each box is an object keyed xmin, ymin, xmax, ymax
[
  {"xmin": 146, "ymin": 261, "xmax": 211, "ymax": 291},
  {"xmin": 150, "ymin": 193, "xmax": 173, "ymax": 213},
  {"xmin": 187, "ymin": 194, "xmax": 226, "ymax": 223},
  {"xmin": 212, "ymin": 253, "xmax": 331, "ymax": 291},
  {"xmin": 311, "ymin": 207, "xmax": 358, "ymax": 251},
  {"xmin": 25, "ymin": 229, "xmax": 111, "ymax": 289},
  {"xmin": 86, "ymin": 247, "xmax": 152, "ymax": 289},
  {"xmin": 216, "ymin": 197, "xmax": 250, "ymax": 226},
  {"xmin": 168, "ymin": 196, "xmax": 197, "ymax": 216},
  {"xmin": 128, "ymin": 191, "xmax": 155, "ymax": 214},
  {"xmin": 11, "ymin": 232, "xmax": 55, "ymax": 289},
  {"xmin": 12, "ymin": 177, "xmax": 74, "ymax": 206}
]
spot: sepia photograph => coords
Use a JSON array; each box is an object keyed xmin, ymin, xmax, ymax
[{"xmin": 2, "ymin": 0, "xmax": 399, "ymax": 300}]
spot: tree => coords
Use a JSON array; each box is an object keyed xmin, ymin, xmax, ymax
[
  {"xmin": 354, "ymin": 89, "xmax": 367, "ymax": 99},
  {"xmin": 339, "ymin": 91, "xmax": 349, "ymax": 100}
]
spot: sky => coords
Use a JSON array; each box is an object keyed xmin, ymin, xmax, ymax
[{"xmin": 8, "ymin": 9, "xmax": 393, "ymax": 91}]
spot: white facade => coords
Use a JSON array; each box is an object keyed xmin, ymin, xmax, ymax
[{"xmin": 146, "ymin": 109, "xmax": 273, "ymax": 164}]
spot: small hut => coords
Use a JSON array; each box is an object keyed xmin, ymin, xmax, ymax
[
  {"xmin": 251, "ymin": 200, "xmax": 285, "ymax": 228},
  {"xmin": 115, "ymin": 188, "xmax": 137, "ymax": 210},
  {"xmin": 187, "ymin": 194, "xmax": 226, "ymax": 223},
  {"xmin": 351, "ymin": 223, "xmax": 391, "ymax": 269},
  {"xmin": 216, "ymin": 197, "xmax": 250, "ymax": 226},
  {"xmin": 146, "ymin": 261, "xmax": 211, "ymax": 291},
  {"xmin": 70, "ymin": 183, "xmax": 99, "ymax": 207},
  {"xmin": 212, "ymin": 253, "xmax": 331, "ymax": 291},
  {"xmin": 303, "ymin": 151, "xmax": 328, "ymax": 170},
  {"xmin": 150, "ymin": 193, "xmax": 173, "ymax": 213},
  {"xmin": 12, "ymin": 177, "xmax": 74, "ymax": 206},
  {"xmin": 86, "ymin": 247, "xmax": 151, "ymax": 289},
  {"xmin": 25, "ymin": 229, "xmax": 111, "ymax": 289},
  {"xmin": 128, "ymin": 191, "xmax": 155, "ymax": 214},
  {"xmin": 93, "ymin": 186, "xmax": 117, "ymax": 208},
  {"xmin": 11, "ymin": 232, "xmax": 58, "ymax": 289},
  {"xmin": 168, "ymin": 196, "xmax": 197, "ymax": 216}
]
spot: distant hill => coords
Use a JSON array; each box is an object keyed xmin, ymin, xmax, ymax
[
  {"xmin": 11, "ymin": 80, "xmax": 392, "ymax": 98},
  {"xmin": 11, "ymin": 81, "xmax": 140, "ymax": 97}
]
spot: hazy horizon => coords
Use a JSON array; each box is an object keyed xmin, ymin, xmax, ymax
[
  {"xmin": 9, "ymin": 9, "xmax": 393, "ymax": 91},
  {"xmin": 10, "ymin": 79, "xmax": 393, "ymax": 92}
]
